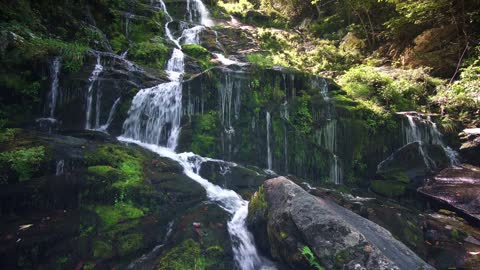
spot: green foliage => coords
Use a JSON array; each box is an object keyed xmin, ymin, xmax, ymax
[
  {"xmin": 245, "ymin": 53, "xmax": 274, "ymax": 68},
  {"xmin": 0, "ymin": 128, "xmax": 16, "ymax": 143},
  {"xmin": 217, "ymin": 0, "xmax": 254, "ymax": 16},
  {"xmin": 0, "ymin": 146, "xmax": 45, "ymax": 181},
  {"xmin": 300, "ymin": 245, "xmax": 325, "ymax": 270},
  {"xmin": 93, "ymin": 203, "xmax": 144, "ymax": 228},
  {"xmin": 338, "ymin": 65, "xmax": 441, "ymax": 112},
  {"xmin": 432, "ymin": 49, "xmax": 480, "ymax": 126},
  {"xmin": 249, "ymin": 186, "xmax": 267, "ymax": 214}
]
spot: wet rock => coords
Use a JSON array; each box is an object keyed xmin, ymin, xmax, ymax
[
  {"xmin": 459, "ymin": 128, "xmax": 480, "ymax": 166},
  {"xmin": 377, "ymin": 142, "xmax": 449, "ymax": 182},
  {"xmin": 419, "ymin": 165, "xmax": 480, "ymax": 225},
  {"xmin": 248, "ymin": 177, "xmax": 435, "ymax": 270},
  {"xmin": 198, "ymin": 160, "xmax": 268, "ymax": 196}
]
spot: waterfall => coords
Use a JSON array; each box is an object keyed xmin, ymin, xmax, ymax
[
  {"xmin": 179, "ymin": 25, "xmax": 205, "ymax": 45},
  {"xmin": 266, "ymin": 111, "xmax": 273, "ymax": 171},
  {"xmin": 119, "ymin": 2, "xmax": 275, "ymax": 268},
  {"xmin": 186, "ymin": 0, "xmax": 214, "ymax": 27},
  {"xmin": 316, "ymin": 120, "xmax": 343, "ymax": 184},
  {"xmin": 85, "ymin": 54, "xmax": 104, "ymax": 130},
  {"xmin": 97, "ymin": 97, "xmax": 121, "ymax": 132},
  {"xmin": 122, "ymin": 82, "xmax": 182, "ymax": 149},
  {"xmin": 55, "ymin": 160, "xmax": 64, "ymax": 176},
  {"xmin": 402, "ymin": 113, "xmax": 459, "ymax": 167},
  {"xmin": 429, "ymin": 118, "xmax": 460, "ymax": 166},
  {"xmin": 47, "ymin": 57, "xmax": 61, "ymax": 118}
]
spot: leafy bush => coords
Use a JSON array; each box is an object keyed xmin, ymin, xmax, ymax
[
  {"xmin": 338, "ymin": 65, "xmax": 442, "ymax": 112},
  {"xmin": 245, "ymin": 53, "xmax": 274, "ymax": 68},
  {"xmin": 217, "ymin": 0, "xmax": 254, "ymax": 16},
  {"xmin": 431, "ymin": 53, "xmax": 480, "ymax": 125},
  {"xmin": 0, "ymin": 146, "xmax": 45, "ymax": 181}
]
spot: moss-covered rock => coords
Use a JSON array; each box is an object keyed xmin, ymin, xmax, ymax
[{"xmin": 371, "ymin": 180, "xmax": 407, "ymax": 197}]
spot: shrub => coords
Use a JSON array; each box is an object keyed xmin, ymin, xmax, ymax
[{"xmin": 0, "ymin": 146, "xmax": 45, "ymax": 181}]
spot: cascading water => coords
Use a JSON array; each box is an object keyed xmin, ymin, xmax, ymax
[
  {"xmin": 47, "ymin": 57, "xmax": 61, "ymax": 118},
  {"xmin": 97, "ymin": 97, "xmax": 121, "ymax": 132},
  {"xmin": 36, "ymin": 56, "xmax": 62, "ymax": 131},
  {"xmin": 186, "ymin": 0, "xmax": 214, "ymax": 27},
  {"xmin": 266, "ymin": 111, "xmax": 273, "ymax": 172},
  {"xmin": 85, "ymin": 54, "xmax": 104, "ymax": 130},
  {"xmin": 316, "ymin": 120, "xmax": 343, "ymax": 184},
  {"xmin": 55, "ymin": 160, "xmax": 64, "ymax": 176},
  {"xmin": 119, "ymin": 1, "xmax": 276, "ymax": 269},
  {"xmin": 402, "ymin": 113, "xmax": 460, "ymax": 167}
]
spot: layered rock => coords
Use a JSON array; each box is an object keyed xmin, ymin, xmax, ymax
[
  {"xmin": 248, "ymin": 177, "xmax": 434, "ymax": 270},
  {"xmin": 419, "ymin": 165, "xmax": 480, "ymax": 225}
]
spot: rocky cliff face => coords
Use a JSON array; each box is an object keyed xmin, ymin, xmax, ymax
[{"xmin": 248, "ymin": 177, "xmax": 434, "ymax": 270}]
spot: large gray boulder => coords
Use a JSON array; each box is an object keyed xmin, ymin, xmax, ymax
[{"xmin": 248, "ymin": 177, "xmax": 435, "ymax": 270}]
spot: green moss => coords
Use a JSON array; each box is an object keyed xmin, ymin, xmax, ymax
[
  {"xmin": 117, "ymin": 233, "xmax": 143, "ymax": 256},
  {"xmin": 93, "ymin": 240, "xmax": 113, "ymax": 258},
  {"xmin": 130, "ymin": 38, "xmax": 169, "ymax": 69},
  {"xmin": 0, "ymin": 146, "xmax": 45, "ymax": 181},
  {"xmin": 249, "ymin": 186, "xmax": 267, "ymax": 215},
  {"xmin": 182, "ymin": 44, "xmax": 213, "ymax": 70},
  {"xmin": 371, "ymin": 180, "xmax": 406, "ymax": 197},
  {"xmin": 157, "ymin": 239, "xmax": 206, "ymax": 270},
  {"xmin": 191, "ymin": 112, "xmax": 218, "ymax": 157},
  {"xmin": 85, "ymin": 144, "xmax": 145, "ymax": 189},
  {"xmin": 93, "ymin": 203, "xmax": 144, "ymax": 228},
  {"xmin": 334, "ymin": 250, "xmax": 349, "ymax": 268},
  {"xmin": 87, "ymin": 165, "xmax": 117, "ymax": 178},
  {"xmin": 300, "ymin": 246, "xmax": 325, "ymax": 270}
]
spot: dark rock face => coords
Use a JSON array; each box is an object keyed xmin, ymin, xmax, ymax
[
  {"xmin": 377, "ymin": 142, "xmax": 449, "ymax": 182},
  {"xmin": 248, "ymin": 177, "xmax": 435, "ymax": 270},
  {"xmin": 459, "ymin": 128, "xmax": 480, "ymax": 166},
  {"xmin": 198, "ymin": 160, "xmax": 270, "ymax": 197},
  {"xmin": 419, "ymin": 165, "xmax": 480, "ymax": 224}
]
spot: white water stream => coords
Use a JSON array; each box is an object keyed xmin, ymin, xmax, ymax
[{"xmin": 120, "ymin": 1, "xmax": 276, "ymax": 269}]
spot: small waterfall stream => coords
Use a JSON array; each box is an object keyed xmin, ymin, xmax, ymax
[
  {"xmin": 47, "ymin": 57, "xmax": 61, "ymax": 118},
  {"xmin": 266, "ymin": 111, "xmax": 273, "ymax": 172},
  {"xmin": 85, "ymin": 54, "xmax": 104, "ymax": 130},
  {"xmin": 119, "ymin": 1, "xmax": 276, "ymax": 269},
  {"xmin": 402, "ymin": 113, "xmax": 460, "ymax": 167}
]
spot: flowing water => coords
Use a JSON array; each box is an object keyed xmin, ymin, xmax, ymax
[
  {"xmin": 119, "ymin": 1, "xmax": 276, "ymax": 269},
  {"xmin": 402, "ymin": 113, "xmax": 460, "ymax": 167},
  {"xmin": 85, "ymin": 54, "xmax": 104, "ymax": 130},
  {"xmin": 266, "ymin": 111, "xmax": 273, "ymax": 171},
  {"xmin": 47, "ymin": 57, "xmax": 62, "ymax": 118}
]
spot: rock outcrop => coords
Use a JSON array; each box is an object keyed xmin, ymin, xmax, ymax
[
  {"xmin": 459, "ymin": 128, "xmax": 480, "ymax": 166},
  {"xmin": 419, "ymin": 165, "xmax": 480, "ymax": 225},
  {"xmin": 248, "ymin": 177, "xmax": 435, "ymax": 270}
]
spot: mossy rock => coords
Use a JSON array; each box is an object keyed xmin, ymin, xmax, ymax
[
  {"xmin": 371, "ymin": 180, "xmax": 407, "ymax": 197},
  {"xmin": 117, "ymin": 233, "xmax": 143, "ymax": 256},
  {"xmin": 93, "ymin": 239, "xmax": 114, "ymax": 258}
]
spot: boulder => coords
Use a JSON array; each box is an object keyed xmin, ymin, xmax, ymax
[
  {"xmin": 248, "ymin": 177, "xmax": 434, "ymax": 270},
  {"xmin": 459, "ymin": 128, "xmax": 480, "ymax": 166},
  {"xmin": 377, "ymin": 142, "xmax": 449, "ymax": 184},
  {"xmin": 198, "ymin": 160, "xmax": 268, "ymax": 196},
  {"xmin": 419, "ymin": 165, "xmax": 480, "ymax": 225}
]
